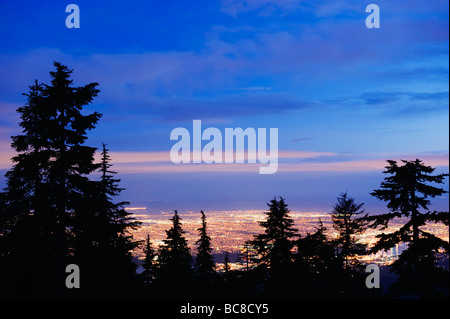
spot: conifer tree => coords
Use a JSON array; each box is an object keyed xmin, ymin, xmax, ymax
[
  {"xmin": 237, "ymin": 244, "xmax": 252, "ymax": 271},
  {"xmin": 0, "ymin": 63, "xmax": 143, "ymax": 297},
  {"xmin": 72, "ymin": 143, "xmax": 141, "ymax": 296},
  {"xmin": 296, "ymin": 220, "xmax": 336, "ymax": 275},
  {"xmin": 194, "ymin": 211, "xmax": 215, "ymax": 279},
  {"xmin": 224, "ymin": 251, "xmax": 231, "ymax": 274},
  {"xmin": 0, "ymin": 62, "xmax": 101, "ymax": 297},
  {"xmin": 368, "ymin": 159, "xmax": 449, "ymax": 297},
  {"xmin": 294, "ymin": 220, "xmax": 341, "ymax": 297},
  {"xmin": 142, "ymin": 234, "xmax": 156, "ymax": 287},
  {"xmin": 330, "ymin": 192, "xmax": 368, "ymax": 270},
  {"xmin": 248, "ymin": 197, "xmax": 298, "ymax": 269},
  {"xmin": 96, "ymin": 143, "xmax": 141, "ymax": 265},
  {"xmin": 157, "ymin": 210, "xmax": 193, "ymax": 293}
]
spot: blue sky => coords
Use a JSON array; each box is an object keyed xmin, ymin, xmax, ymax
[{"xmin": 0, "ymin": 0, "xmax": 448, "ymax": 213}]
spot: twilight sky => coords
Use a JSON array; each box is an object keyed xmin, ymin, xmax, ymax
[{"xmin": 0, "ymin": 0, "xmax": 448, "ymax": 213}]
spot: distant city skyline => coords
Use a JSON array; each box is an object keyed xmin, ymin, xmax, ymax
[{"xmin": 0, "ymin": 1, "xmax": 448, "ymax": 213}]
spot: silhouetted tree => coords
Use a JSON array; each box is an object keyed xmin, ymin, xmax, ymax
[
  {"xmin": 0, "ymin": 63, "xmax": 143, "ymax": 298},
  {"xmin": 71, "ymin": 143, "xmax": 141, "ymax": 296},
  {"xmin": 194, "ymin": 211, "xmax": 215, "ymax": 281},
  {"xmin": 368, "ymin": 159, "xmax": 449, "ymax": 297},
  {"xmin": 0, "ymin": 192, "xmax": 9, "ymax": 294},
  {"xmin": 330, "ymin": 192, "xmax": 368, "ymax": 270},
  {"xmin": 296, "ymin": 220, "xmax": 336, "ymax": 275},
  {"xmin": 237, "ymin": 244, "xmax": 252, "ymax": 272},
  {"xmin": 248, "ymin": 197, "xmax": 298, "ymax": 269},
  {"xmin": 0, "ymin": 63, "xmax": 101, "ymax": 297},
  {"xmin": 246, "ymin": 197, "xmax": 298, "ymax": 296},
  {"xmin": 224, "ymin": 251, "xmax": 231, "ymax": 274},
  {"xmin": 96, "ymin": 143, "xmax": 141, "ymax": 280},
  {"xmin": 295, "ymin": 218, "xmax": 370, "ymax": 298},
  {"xmin": 157, "ymin": 210, "xmax": 193, "ymax": 294},
  {"xmin": 142, "ymin": 234, "xmax": 156, "ymax": 287}
]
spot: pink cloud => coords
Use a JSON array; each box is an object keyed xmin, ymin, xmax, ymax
[
  {"xmin": 0, "ymin": 139, "xmax": 14, "ymax": 170},
  {"xmin": 279, "ymin": 154, "xmax": 449, "ymax": 172},
  {"xmin": 1, "ymin": 146, "xmax": 447, "ymax": 174},
  {"xmin": 100, "ymin": 151, "xmax": 449, "ymax": 174}
]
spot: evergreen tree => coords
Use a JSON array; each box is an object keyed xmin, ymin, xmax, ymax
[
  {"xmin": 247, "ymin": 197, "xmax": 298, "ymax": 296},
  {"xmin": 0, "ymin": 63, "xmax": 101, "ymax": 297},
  {"xmin": 157, "ymin": 210, "xmax": 193, "ymax": 294},
  {"xmin": 296, "ymin": 220, "xmax": 336, "ymax": 275},
  {"xmin": 224, "ymin": 251, "xmax": 231, "ymax": 274},
  {"xmin": 96, "ymin": 143, "xmax": 141, "ymax": 276},
  {"xmin": 248, "ymin": 197, "xmax": 298, "ymax": 269},
  {"xmin": 330, "ymin": 192, "xmax": 368, "ymax": 270},
  {"xmin": 295, "ymin": 220, "xmax": 340, "ymax": 297},
  {"xmin": 194, "ymin": 211, "xmax": 215, "ymax": 279},
  {"xmin": 142, "ymin": 234, "xmax": 156, "ymax": 287},
  {"xmin": 368, "ymin": 159, "xmax": 449, "ymax": 297},
  {"xmin": 237, "ymin": 244, "xmax": 251, "ymax": 272},
  {"xmin": 71, "ymin": 143, "xmax": 141, "ymax": 296}
]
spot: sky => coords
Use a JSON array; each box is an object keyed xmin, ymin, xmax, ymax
[{"xmin": 0, "ymin": 0, "xmax": 448, "ymax": 213}]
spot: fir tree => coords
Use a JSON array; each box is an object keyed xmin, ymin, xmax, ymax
[
  {"xmin": 194, "ymin": 211, "xmax": 215, "ymax": 279},
  {"xmin": 295, "ymin": 220, "xmax": 340, "ymax": 297},
  {"xmin": 248, "ymin": 197, "xmax": 298, "ymax": 269},
  {"xmin": 296, "ymin": 220, "xmax": 336, "ymax": 275},
  {"xmin": 368, "ymin": 159, "xmax": 449, "ymax": 297},
  {"xmin": 157, "ymin": 210, "xmax": 193, "ymax": 294},
  {"xmin": 96, "ymin": 143, "xmax": 141, "ymax": 267},
  {"xmin": 142, "ymin": 234, "xmax": 156, "ymax": 287},
  {"xmin": 0, "ymin": 62, "xmax": 101, "ymax": 297},
  {"xmin": 224, "ymin": 251, "xmax": 231, "ymax": 274},
  {"xmin": 72, "ymin": 143, "xmax": 141, "ymax": 296},
  {"xmin": 330, "ymin": 192, "xmax": 368, "ymax": 270},
  {"xmin": 246, "ymin": 197, "xmax": 298, "ymax": 296},
  {"xmin": 237, "ymin": 244, "xmax": 251, "ymax": 272}
]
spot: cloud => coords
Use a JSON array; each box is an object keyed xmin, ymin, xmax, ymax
[
  {"xmin": 96, "ymin": 150, "xmax": 449, "ymax": 174},
  {"xmin": 110, "ymin": 155, "xmax": 449, "ymax": 174},
  {"xmin": 220, "ymin": 0, "xmax": 301, "ymax": 17},
  {"xmin": 0, "ymin": 139, "xmax": 14, "ymax": 170},
  {"xmin": 1, "ymin": 130, "xmax": 447, "ymax": 176},
  {"xmin": 152, "ymin": 92, "xmax": 314, "ymax": 122},
  {"xmin": 361, "ymin": 91, "xmax": 449, "ymax": 106},
  {"xmin": 313, "ymin": 1, "xmax": 361, "ymax": 18},
  {"xmin": 0, "ymin": 102, "xmax": 21, "ymax": 127},
  {"xmin": 356, "ymin": 91, "xmax": 449, "ymax": 117},
  {"xmin": 0, "ymin": 0, "xmax": 447, "ymax": 125},
  {"xmin": 99, "ymin": 150, "xmax": 336, "ymax": 165},
  {"xmin": 279, "ymin": 153, "xmax": 449, "ymax": 172},
  {"xmin": 326, "ymin": 90, "xmax": 449, "ymax": 118},
  {"xmin": 292, "ymin": 137, "xmax": 315, "ymax": 142},
  {"xmin": 104, "ymin": 149, "xmax": 338, "ymax": 174}
]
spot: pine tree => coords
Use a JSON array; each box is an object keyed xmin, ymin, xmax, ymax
[
  {"xmin": 142, "ymin": 234, "xmax": 156, "ymax": 287},
  {"xmin": 0, "ymin": 62, "xmax": 101, "ymax": 297},
  {"xmin": 248, "ymin": 197, "xmax": 298, "ymax": 269},
  {"xmin": 330, "ymin": 192, "xmax": 368, "ymax": 270},
  {"xmin": 194, "ymin": 211, "xmax": 215, "ymax": 279},
  {"xmin": 368, "ymin": 159, "xmax": 449, "ymax": 297},
  {"xmin": 157, "ymin": 210, "xmax": 193, "ymax": 294}
]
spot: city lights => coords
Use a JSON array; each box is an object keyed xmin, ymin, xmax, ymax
[{"xmin": 128, "ymin": 208, "xmax": 449, "ymax": 268}]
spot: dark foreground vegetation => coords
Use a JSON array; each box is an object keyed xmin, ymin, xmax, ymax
[{"xmin": 0, "ymin": 63, "xmax": 448, "ymax": 299}]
